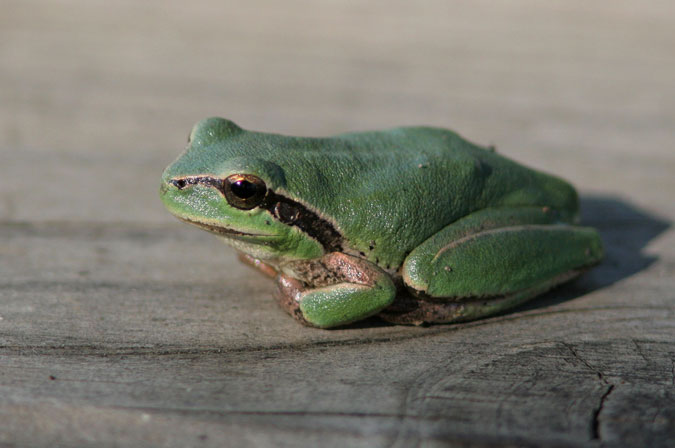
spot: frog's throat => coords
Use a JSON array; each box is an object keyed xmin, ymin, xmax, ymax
[
  {"xmin": 173, "ymin": 175, "xmax": 344, "ymax": 253},
  {"xmin": 176, "ymin": 216, "xmax": 275, "ymax": 238}
]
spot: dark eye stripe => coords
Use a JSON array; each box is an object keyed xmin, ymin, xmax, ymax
[{"xmin": 261, "ymin": 191, "xmax": 343, "ymax": 252}]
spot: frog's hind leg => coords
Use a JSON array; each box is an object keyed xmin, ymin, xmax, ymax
[{"xmin": 382, "ymin": 207, "xmax": 603, "ymax": 325}]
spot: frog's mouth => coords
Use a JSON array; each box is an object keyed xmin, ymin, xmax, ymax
[{"xmin": 177, "ymin": 216, "xmax": 275, "ymax": 238}]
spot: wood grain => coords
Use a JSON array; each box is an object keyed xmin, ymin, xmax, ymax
[{"xmin": 1, "ymin": 1, "xmax": 674, "ymax": 446}]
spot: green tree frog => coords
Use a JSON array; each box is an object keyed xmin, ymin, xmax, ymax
[{"xmin": 160, "ymin": 118, "xmax": 603, "ymax": 328}]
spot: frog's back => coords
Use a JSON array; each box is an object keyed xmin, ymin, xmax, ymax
[{"xmin": 263, "ymin": 125, "xmax": 578, "ymax": 268}]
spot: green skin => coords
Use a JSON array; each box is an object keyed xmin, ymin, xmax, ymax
[{"xmin": 160, "ymin": 118, "xmax": 603, "ymax": 328}]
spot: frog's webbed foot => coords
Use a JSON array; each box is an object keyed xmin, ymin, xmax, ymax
[{"xmin": 275, "ymin": 252, "xmax": 396, "ymax": 328}]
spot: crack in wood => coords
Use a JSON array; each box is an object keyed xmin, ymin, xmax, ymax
[
  {"xmin": 592, "ymin": 384, "xmax": 615, "ymax": 440},
  {"xmin": 562, "ymin": 342, "xmax": 616, "ymax": 441},
  {"xmin": 562, "ymin": 342, "xmax": 607, "ymax": 382}
]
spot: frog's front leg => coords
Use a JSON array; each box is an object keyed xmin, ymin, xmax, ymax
[
  {"xmin": 275, "ymin": 253, "xmax": 396, "ymax": 328},
  {"xmin": 237, "ymin": 252, "xmax": 278, "ymax": 278},
  {"xmin": 384, "ymin": 206, "xmax": 603, "ymax": 325}
]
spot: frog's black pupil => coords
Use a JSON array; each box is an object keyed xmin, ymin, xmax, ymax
[{"xmin": 231, "ymin": 180, "xmax": 257, "ymax": 199}]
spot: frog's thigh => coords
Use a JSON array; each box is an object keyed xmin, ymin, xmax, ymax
[
  {"xmin": 296, "ymin": 253, "xmax": 397, "ymax": 329},
  {"xmin": 401, "ymin": 207, "xmax": 603, "ymax": 319}
]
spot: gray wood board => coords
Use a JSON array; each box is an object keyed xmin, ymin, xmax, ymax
[{"xmin": 1, "ymin": 1, "xmax": 674, "ymax": 447}]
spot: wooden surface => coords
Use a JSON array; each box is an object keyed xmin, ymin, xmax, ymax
[{"xmin": 2, "ymin": 1, "xmax": 674, "ymax": 446}]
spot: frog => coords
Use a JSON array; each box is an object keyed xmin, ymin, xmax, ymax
[{"xmin": 160, "ymin": 117, "xmax": 603, "ymax": 328}]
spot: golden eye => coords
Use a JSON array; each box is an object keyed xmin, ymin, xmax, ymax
[{"xmin": 223, "ymin": 174, "xmax": 267, "ymax": 210}]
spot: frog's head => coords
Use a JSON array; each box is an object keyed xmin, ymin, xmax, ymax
[{"xmin": 160, "ymin": 117, "xmax": 326, "ymax": 263}]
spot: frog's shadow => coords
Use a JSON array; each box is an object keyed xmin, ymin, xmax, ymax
[{"xmin": 345, "ymin": 194, "xmax": 671, "ymax": 330}]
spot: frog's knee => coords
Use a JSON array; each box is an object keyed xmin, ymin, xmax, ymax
[{"xmin": 401, "ymin": 251, "xmax": 433, "ymax": 294}]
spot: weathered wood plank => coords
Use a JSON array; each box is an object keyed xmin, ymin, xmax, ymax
[{"xmin": 1, "ymin": 1, "xmax": 674, "ymax": 447}]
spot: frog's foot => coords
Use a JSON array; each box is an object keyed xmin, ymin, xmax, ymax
[
  {"xmin": 275, "ymin": 252, "xmax": 396, "ymax": 328},
  {"xmin": 393, "ymin": 207, "xmax": 603, "ymax": 325}
]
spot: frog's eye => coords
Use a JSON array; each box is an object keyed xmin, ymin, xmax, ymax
[{"xmin": 223, "ymin": 174, "xmax": 267, "ymax": 210}]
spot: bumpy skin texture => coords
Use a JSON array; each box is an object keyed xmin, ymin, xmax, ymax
[{"xmin": 160, "ymin": 118, "xmax": 603, "ymax": 328}]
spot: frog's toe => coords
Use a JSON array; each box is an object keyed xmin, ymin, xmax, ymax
[{"xmin": 274, "ymin": 274, "xmax": 313, "ymax": 326}]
